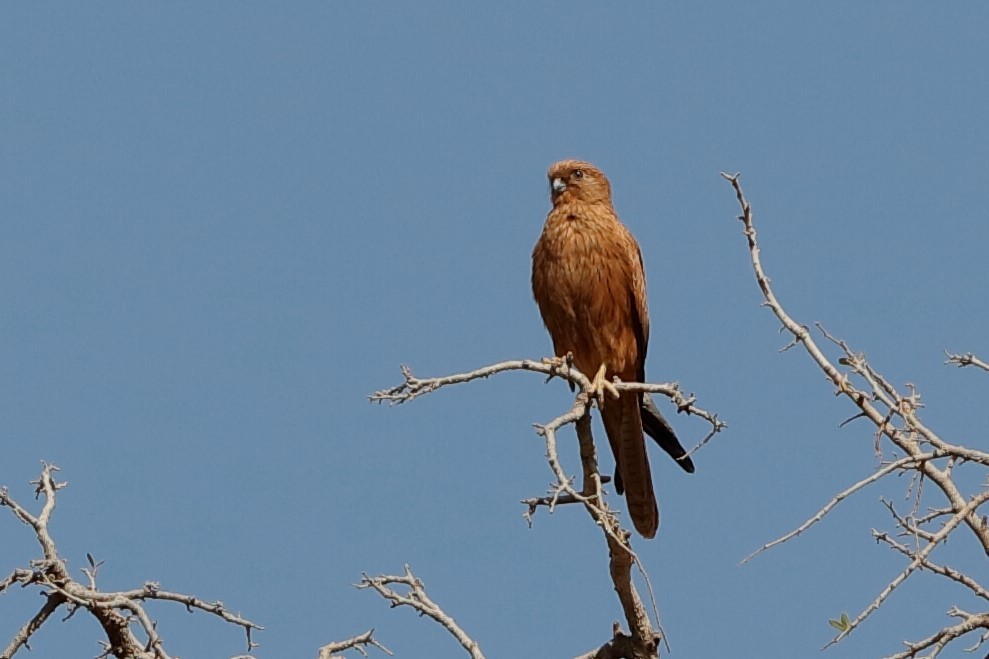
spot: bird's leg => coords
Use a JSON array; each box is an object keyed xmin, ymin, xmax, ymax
[{"xmin": 588, "ymin": 363, "xmax": 620, "ymax": 408}]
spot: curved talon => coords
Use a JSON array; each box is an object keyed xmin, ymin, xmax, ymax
[
  {"xmin": 543, "ymin": 354, "xmax": 578, "ymax": 391},
  {"xmin": 589, "ymin": 363, "xmax": 620, "ymax": 408}
]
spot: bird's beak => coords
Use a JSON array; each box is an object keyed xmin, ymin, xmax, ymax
[{"xmin": 551, "ymin": 178, "xmax": 567, "ymax": 194}]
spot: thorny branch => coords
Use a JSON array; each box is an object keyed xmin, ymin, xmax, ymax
[
  {"xmin": 371, "ymin": 359, "xmax": 724, "ymax": 461},
  {"xmin": 357, "ymin": 565, "xmax": 483, "ymax": 659},
  {"xmin": 885, "ymin": 607, "xmax": 989, "ymax": 659},
  {"xmin": 722, "ymin": 172, "xmax": 989, "ymax": 657},
  {"xmin": 945, "ymin": 351, "xmax": 989, "ymax": 372},
  {"xmin": 738, "ymin": 453, "xmax": 940, "ymax": 565},
  {"xmin": 533, "ymin": 389, "xmax": 663, "ymax": 657},
  {"xmin": 0, "ymin": 463, "xmax": 262, "ymax": 659},
  {"xmin": 317, "ymin": 628, "xmax": 393, "ymax": 659},
  {"xmin": 372, "ymin": 360, "xmax": 722, "ymax": 657}
]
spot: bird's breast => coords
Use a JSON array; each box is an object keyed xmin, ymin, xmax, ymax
[
  {"xmin": 536, "ymin": 214, "xmax": 623, "ymax": 304},
  {"xmin": 532, "ymin": 209, "xmax": 639, "ymax": 376}
]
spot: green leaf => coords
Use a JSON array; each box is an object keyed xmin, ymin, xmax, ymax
[{"xmin": 828, "ymin": 613, "xmax": 850, "ymax": 632}]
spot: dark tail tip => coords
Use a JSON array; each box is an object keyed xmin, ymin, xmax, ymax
[{"xmin": 640, "ymin": 394, "xmax": 696, "ymax": 473}]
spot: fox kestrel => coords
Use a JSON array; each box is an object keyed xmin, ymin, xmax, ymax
[{"xmin": 531, "ymin": 160, "xmax": 693, "ymax": 538}]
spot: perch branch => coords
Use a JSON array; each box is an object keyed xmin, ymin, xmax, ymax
[
  {"xmin": 370, "ymin": 360, "xmax": 725, "ymax": 447},
  {"xmin": 318, "ymin": 628, "xmax": 393, "ymax": 658},
  {"xmin": 372, "ymin": 357, "xmax": 720, "ymax": 656}
]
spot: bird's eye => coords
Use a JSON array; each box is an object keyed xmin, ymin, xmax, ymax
[{"xmin": 573, "ymin": 169, "xmax": 584, "ymax": 180}]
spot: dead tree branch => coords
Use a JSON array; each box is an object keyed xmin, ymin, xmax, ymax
[
  {"xmin": 0, "ymin": 463, "xmax": 262, "ymax": 659},
  {"xmin": 739, "ymin": 453, "xmax": 938, "ymax": 565},
  {"xmin": 317, "ymin": 628, "xmax": 393, "ymax": 659},
  {"xmin": 945, "ymin": 351, "xmax": 989, "ymax": 372},
  {"xmin": 885, "ymin": 607, "xmax": 989, "ymax": 659},
  {"xmin": 373, "ymin": 360, "xmax": 722, "ymax": 657},
  {"xmin": 357, "ymin": 565, "xmax": 483, "ymax": 659},
  {"xmin": 722, "ymin": 172, "xmax": 989, "ymax": 656},
  {"xmin": 370, "ymin": 360, "xmax": 724, "ymax": 441},
  {"xmin": 574, "ymin": 622, "xmax": 652, "ymax": 659}
]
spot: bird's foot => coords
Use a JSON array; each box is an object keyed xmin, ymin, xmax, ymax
[
  {"xmin": 542, "ymin": 353, "xmax": 577, "ymax": 391},
  {"xmin": 588, "ymin": 363, "xmax": 620, "ymax": 408},
  {"xmin": 541, "ymin": 353, "xmax": 570, "ymax": 369}
]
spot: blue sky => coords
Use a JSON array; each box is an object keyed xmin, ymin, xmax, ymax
[{"xmin": 2, "ymin": 3, "xmax": 988, "ymax": 657}]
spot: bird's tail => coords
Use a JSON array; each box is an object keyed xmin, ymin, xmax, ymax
[
  {"xmin": 640, "ymin": 394, "xmax": 695, "ymax": 473},
  {"xmin": 602, "ymin": 392, "xmax": 659, "ymax": 538}
]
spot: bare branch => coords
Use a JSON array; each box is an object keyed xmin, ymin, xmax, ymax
[
  {"xmin": 318, "ymin": 629, "xmax": 393, "ymax": 659},
  {"xmin": 945, "ymin": 351, "xmax": 989, "ymax": 372},
  {"xmin": 357, "ymin": 564, "xmax": 484, "ymax": 659},
  {"xmin": 879, "ymin": 498, "xmax": 937, "ymax": 544},
  {"xmin": 1, "ymin": 594, "xmax": 64, "ymax": 659},
  {"xmin": 722, "ymin": 172, "xmax": 989, "ymax": 655},
  {"xmin": 574, "ymin": 623, "xmax": 648, "ymax": 659},
  {"xmin": 521, "ymin": 383, "xmax": 664, "ymax": 654},
  {"xmin": 370, "ymin": 348, "xmax": 728, "ymax": 655},
  {"xmin": 370, "ymin": 360, "xmax": 725, "ymax": 451},
  {"xmin": 0, "ymin": 569, "xmax": 34, "ymax": 595},
  {"xmin": 874, "ymin": 531, "xmax": 989, "ymax": 601},
  {"xmin": 1, "ymin": 465, "xmax": 262, "ymax": 658},
  {"xmin": 885, "ymin": 607, "xmax": 989, "ymax": 659},
  {"xmin": 740, "ymin": 454, "xmax": 935, "ymax": 565}
]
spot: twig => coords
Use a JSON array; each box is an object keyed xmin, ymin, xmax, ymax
[
  {"xmin": 372, "ymin": 357, "xmax": 717, "ymax": 656},
  {"xmin": 357, "ymin": 565, "xmax": 484, "ymax": 659},
  {"xmin": 874, "ymin": 532, "xmax": 989, "ymax": 601},
  {"xmin": 740, "ymin": 454, "xmax": 934, "ymax": 565},
  {"xmin": 885, "ymin": 607, "xmax": 989, "ymax": 659},
  {"xmin": 318, "ymin": 629, "xmax": 393, "ymax": 658},
  {"xmin": 945, "ymin": 351, "xmax": 989, "ymax": 372},
  {"xmin": 370, "ymin": 360, "xmax": 725, "ymax": 451},
  {"xmin": 722, "ymin": 172, "xmax": 989, "ymax": 655},
  {"xmin": 526, "ymin": 386, "xmax": 664, "ymax": 653},
  {"xmin": 1, "ymin": 464, "xmax": 262, "ymax": 659},
  {"xmin": 1, "ymin": 595, "xmax": 64, "ymax": 659}
]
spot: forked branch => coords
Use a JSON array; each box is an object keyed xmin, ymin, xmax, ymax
[
  {"xmin": 722, "ymin": 172, "xmax": 989, "ymax": 656},
  {"xmin": 317, "ymin": 628, "xmax": 393, "ymax": 659},
  {"xmin": 945, "ymin": 351, "xmax": 989, "ymax": 372},
  {"xmin": 357, "ymin": 565, "xmax": 483, "ymax": 659},
  {"xmin": 373, "ymin": 360, "xmax": 723, "ymax": 656},
  {"xmin": 1, "ymin": 463, "xmax": 262, "ymax": 659}
]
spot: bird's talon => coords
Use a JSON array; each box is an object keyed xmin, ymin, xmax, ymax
[
  {"xmin": 588, "ymin": 364, "xmax": 620, "ymax": 408},
  {"xmin": 543, "ymin": 355, "xmax": 579, "ymax": 391}
]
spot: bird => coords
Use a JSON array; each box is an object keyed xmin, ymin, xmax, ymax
[{"xmin": 531, "ymin": 159, "xmax": 693, "ymax": 538}]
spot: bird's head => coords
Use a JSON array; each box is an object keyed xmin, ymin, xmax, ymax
[{"xmin": 547, "ymin": 160, "xmax": 612, "ymax": 206}]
